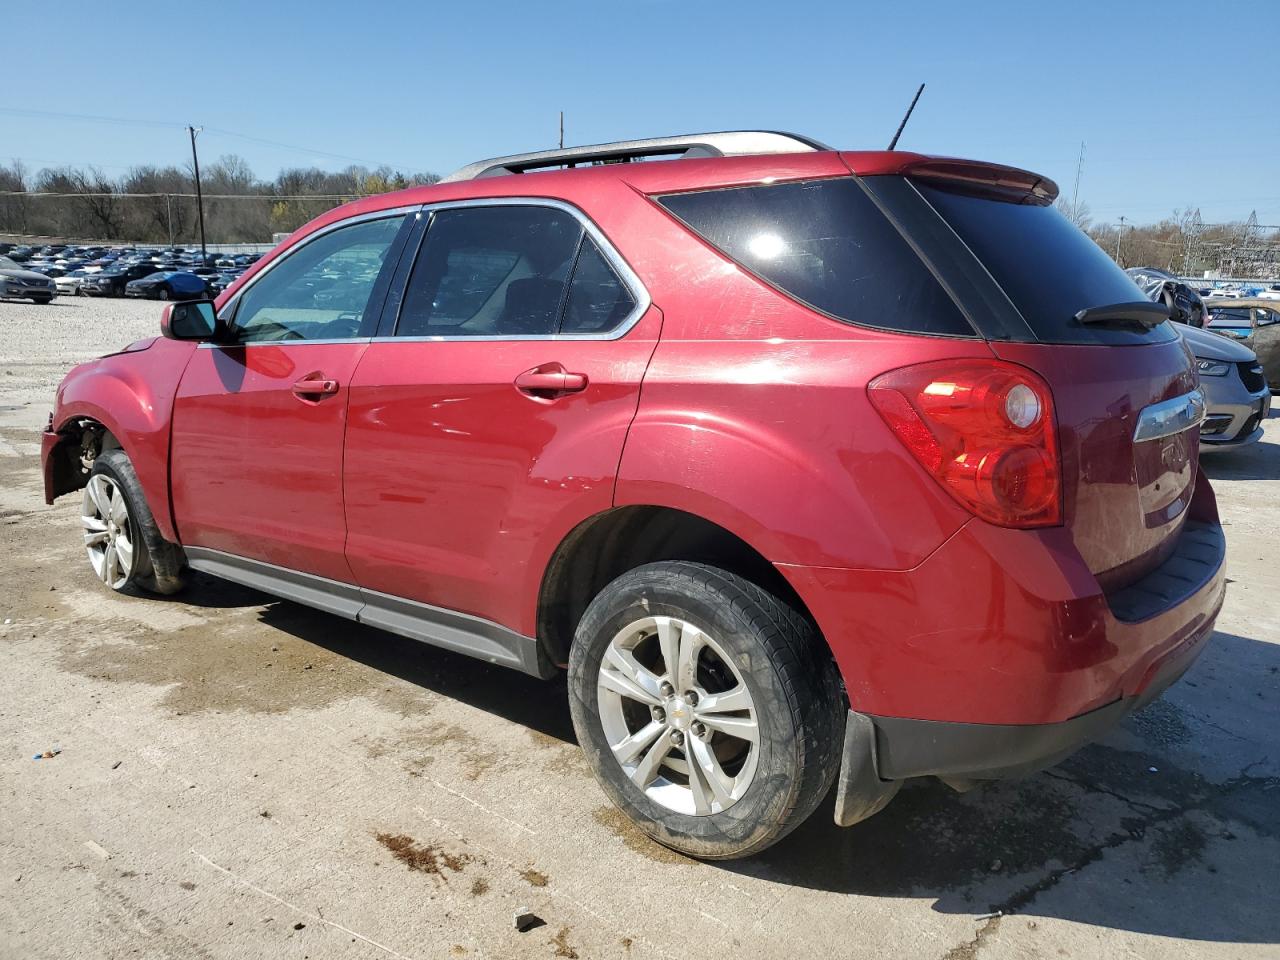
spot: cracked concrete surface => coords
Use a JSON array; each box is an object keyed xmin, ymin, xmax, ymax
[{"xmin": 1, "ymin": 298, "xmax": 1278, "ymax": 959}]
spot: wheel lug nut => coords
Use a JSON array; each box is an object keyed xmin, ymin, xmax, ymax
[
  {"xmin": 685, "ymin": 690, "xmax": 699, "ymax": 706},
  {"xmin": 651, "ymin": 706, "xmax": 666, "ymax": 724},
  {"xmin": 692, "ymin": 722, "xmax": 707, "ymax": 739},
  {"xmin": 659, "ymin": 681, "xmax": 674, "ymax": 698},
  {"xmin": 670, "ymin": 731, "xmax": 684, "ymax": 747}
]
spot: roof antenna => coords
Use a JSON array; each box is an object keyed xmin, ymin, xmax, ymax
[{"xmin": 887, "ymin": 83, "xmax": 926, "ymax": 150}]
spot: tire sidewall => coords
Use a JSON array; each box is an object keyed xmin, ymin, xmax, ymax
[
  {"xmin": 87, "ymin": 451, "xmax": 156, "ymax": 593},
  {"xmin": 568, "ymin": 568, "xmax": 809, "ymax": 858}
]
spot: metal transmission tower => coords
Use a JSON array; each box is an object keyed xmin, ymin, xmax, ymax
[{"xmin": 1182, "ymin": 209, "xmax": 1203, "ymax": 275}]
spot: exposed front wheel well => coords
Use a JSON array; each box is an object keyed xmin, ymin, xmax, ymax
[
  {"xmin": 47, "ymin": 418, "xmax": 121, "ymax": 500},
  {"xmin": 537, "ymin": 506, "xmax": 827, "ymax": 671}
]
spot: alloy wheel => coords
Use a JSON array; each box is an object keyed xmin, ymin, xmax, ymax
[
  {"xmin": 596, "ymin": 615, "xmax": 759, "ymax": 816},
  {"xmin": 81, "ymin": 474, "xmax": 134, "ymax": 589}
]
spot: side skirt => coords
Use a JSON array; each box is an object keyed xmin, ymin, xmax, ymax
[{"xmin": 184, "ymin": 547, "xmax": 554, "ymax": 679}]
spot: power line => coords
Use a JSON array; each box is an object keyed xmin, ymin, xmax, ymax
[{"xmin": 0, "ymin": 106, "xmax": 413, "ymax": 170}]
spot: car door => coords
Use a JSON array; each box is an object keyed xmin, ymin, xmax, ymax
[
  {"xmin": 170, "ymin": 211, "xmax": 412, "ymax": 582},
  {"xmin": 343, "ymin": 200, "xmax": 659, "ymax": 634},
  {"xmin": 1252, "ymin": 306, "xmax": 1280, "ymax": 386}
]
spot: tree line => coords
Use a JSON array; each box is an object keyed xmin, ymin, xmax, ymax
[{"xmin": 0, "ymin": 155, "xmax": 440, "ymax": 244}]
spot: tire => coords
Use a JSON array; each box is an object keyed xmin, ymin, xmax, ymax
[
  {"xmin": 32, "ymin": 296, "xmax": 52, "ymax": 305},
  {"xmin": 158, "ymin": 288, "xmax": 170, "ymax": 301},
  {"xmin": 81, "ymin": 449, "xmax": 188, "ymax": 596},
  {"xmin": 568, "ymin": 561, "xmax": 843, "ymax": 860}
]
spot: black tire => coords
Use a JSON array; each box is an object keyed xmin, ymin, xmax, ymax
[
  {"xmin": 32, "ymin": 296, "xmax": 52, "ymax": 305},
  {"xmin": 568, "ymin": 561, "xmax": 843, "ymax": 860},
  {"xmin": 87, "ymin": 449, "xmax": 188, "ymax": 596}
]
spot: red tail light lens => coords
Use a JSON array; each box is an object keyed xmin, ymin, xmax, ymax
[{"xmin": 868, "ymin": 359, "xmax": 1062, "ymax": 528}]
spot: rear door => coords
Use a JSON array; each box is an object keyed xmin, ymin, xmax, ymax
[
  {"xmin": 343, "ymin": 200, "xmax": 659, "ymax": 633},
  {"xmin": 877, "ymin": 174, "xmax": 1201, "ymax": 591},
  {"xmin": 170, "ymin": 212, "xmax": 410, "ymax": 581},
  {"xmin": 1252, "ymin": 306, "xmax": 1280, "ymax": 385}
]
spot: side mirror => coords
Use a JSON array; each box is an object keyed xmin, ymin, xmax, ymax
[{"xmin": 160, "ymin": 299, "xmax": 225, "ymax": 342}]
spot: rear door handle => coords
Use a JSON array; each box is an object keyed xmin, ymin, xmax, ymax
[
  {"xmin": 292, "ymin": 376, "xmax": 339, "ymax": 398},
  {"xmin": 514, "ymin": 366, "xmax": 588, "ymax": 397}
]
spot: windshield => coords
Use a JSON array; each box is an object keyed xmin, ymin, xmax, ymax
[
  {"xmin": 0, "ymin": 256, "xmax": 19, "ymax": 270},
  {"xmin": 1207, "ymin": 307, "xmax": 1252, "ymax": 329}
]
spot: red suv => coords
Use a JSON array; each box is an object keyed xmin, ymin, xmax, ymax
[{"xmin": 43, "ymin": 132, "xmax": 1225, "ymax": 859}]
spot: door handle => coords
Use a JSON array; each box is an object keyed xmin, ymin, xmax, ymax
[
  {"xmin": 514, "ymin": 366, "xmax": 588, "ymax": 397},
  {"xmin": 292, "ymin": 376, "xmax": 339, "ymax": 397}
]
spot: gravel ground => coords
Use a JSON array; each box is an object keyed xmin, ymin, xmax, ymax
[{"xmin": 1, "ymin": 295, "xmax": 1278, "ymax": 960}]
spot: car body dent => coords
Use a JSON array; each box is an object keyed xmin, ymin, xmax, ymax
[{"xmin": 49, "ymin": 337, "xmax": 198, "ymax": 541}]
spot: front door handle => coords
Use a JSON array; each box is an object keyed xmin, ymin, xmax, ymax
[
  {"xmin": 514, "ymin": 366, "xmax": 588, "ymax": 398},
  {"xmin": 292, "ymin": 376, "xmax": 339, "ymax": 398}
]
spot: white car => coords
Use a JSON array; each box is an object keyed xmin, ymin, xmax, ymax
[{"xmin": 54, "ymin": 270, "xmax": 88, "ymax": 295}]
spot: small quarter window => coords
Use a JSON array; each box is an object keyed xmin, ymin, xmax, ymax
[{"xmin": 560, "ymin": 238, "xmax": 636, "ymax": 334}]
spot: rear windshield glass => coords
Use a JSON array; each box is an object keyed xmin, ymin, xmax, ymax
[
  {"xmin": 916, "ymin": 183, "xmax": 1176, "ymax": 346},
  {"xmin": 657, "ymin": 178, "xmax": 974, "ymax": 337}
]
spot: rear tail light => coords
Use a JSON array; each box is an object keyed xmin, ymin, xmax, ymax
[{"xmin": 869, "ymin": 359, "xmax": 1062, "ymax": 528}]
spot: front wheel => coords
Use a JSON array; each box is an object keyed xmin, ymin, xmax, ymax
[
  {"xmin": 81, "ymin": 449, "xmax": 187, "ymax": 595},
  {"xmin": 157, "ymin": 288, "xmax": 170, "ymax": 301},
  {"xmin": 568, "ymin": 562, "xmax": 843, "ymax": 860}
]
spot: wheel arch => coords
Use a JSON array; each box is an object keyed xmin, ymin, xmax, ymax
[{"xmin": 535, "ymin": 504, "xmax": 830, "ymax": 674}]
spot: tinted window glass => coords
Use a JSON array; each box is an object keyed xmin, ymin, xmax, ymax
[
  {"xmin": 1207, "ymin": 308, "xmax": 1252, "ymax": 328},
  {"xmin": 232, "ymin": 215, "xmax": 404, "ymax": 343},
  {"xmin": 398, "ymin": 206, "xmax": 582, "ymax": 337},
  {"xmin": 917, "ymin": 183, "xmax": 1177, "ymax": 346},
  {"xmin": 658, "ymin": 178, "xmax": 972, "ymax": 336},
  {"xmin": 560, "ymin": 238, "xmax": 636, "ymax": 333}
]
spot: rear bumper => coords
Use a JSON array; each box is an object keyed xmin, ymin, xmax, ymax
[
  {"xmin": 864, "ymin": 599, "xmax": 1214, "ymax": 781},
  {"xmin": 781, "ymin": 470, "xmax": 1226, "ymax": 737}
]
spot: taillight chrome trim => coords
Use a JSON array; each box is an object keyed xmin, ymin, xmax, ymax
[{"xmin": 1133, "ymin": 389, "xmax": 1207, "ymax": 443}]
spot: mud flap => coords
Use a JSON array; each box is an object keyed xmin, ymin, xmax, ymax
[{"xmin": 833, "ymin": 710, "xmax": 901, "ymax": 827}]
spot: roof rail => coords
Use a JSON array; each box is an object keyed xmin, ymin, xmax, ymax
[{"xmin": 440, "ymin": 131, "xmax": 832, "ymax": 183}]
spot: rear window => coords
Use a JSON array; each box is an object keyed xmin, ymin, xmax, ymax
[
  {"xmin": 657, "ymin": 178, "xmax": 974, "ymax": 337},
  {"xmin": 916, "ymin": 183, "xmax": 1177, "ymax": 346}
]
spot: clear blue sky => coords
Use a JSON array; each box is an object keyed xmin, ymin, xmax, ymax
[{"xmin": 6, "ymin": 0, "xmax": 1278, "ymax": 226}]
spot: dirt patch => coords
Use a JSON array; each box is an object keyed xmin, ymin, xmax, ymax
[
  {"xmin": 469, "ymin": 878, "xmax": 489, "ymax": 896},
  {"xmin": 1149, "ymin": 817, "xmax": 1208, "ymax": 876},
  {"xmin": 550, "ymin": 927, "xmax": 578, "ymax": 959},
  {"xmin": 942, "ymin": 915, "xmax": 1001, "ymax": 960},
  {"xmin": 364, "ymin": 723, "xmax": 498, "ymax": 781},
  {"xmin": 374, "ymin": 832, "xmax": 474, "ymax": 876},
  {"xmin": 590, "ymin": 806, "xmax": 693, "ymax": 866},
  {"xmin": 519, "ymin": 868, "xmax": 549, "ymax": 887}
]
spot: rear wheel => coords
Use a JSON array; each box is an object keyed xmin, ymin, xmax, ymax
[
  {"xmin": 568, "ymin": 562, "xmax": 843, "ymax": 860},
  {"xmin": 81, "ymin": 449, "xmax": 187, "ymax": 595},
  {"xmin": 158, "ymin": 288, "xmax": 170, "ymax": 301}
]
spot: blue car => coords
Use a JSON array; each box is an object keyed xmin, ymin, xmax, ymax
[{"xmin": 124, "ymin": 271, "xmax": 210, "ymax": 301}]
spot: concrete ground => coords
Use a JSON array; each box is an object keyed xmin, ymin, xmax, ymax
[{"xmin": 1, "ymin": 296, "xmax": 1277, "ymax": 960}]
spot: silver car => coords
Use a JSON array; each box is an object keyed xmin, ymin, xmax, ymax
[
  {"xmin": 0, "ymin": 255, "xmax": 58, "ymax": 304},
  {"xmin": 1179, "ymin": 323, "xmax": 1271, "ymax": 451}
]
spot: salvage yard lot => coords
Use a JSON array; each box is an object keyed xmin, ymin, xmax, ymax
[{"xmin": 1, "ymin": 297, "xmax": 1277, "ymax": 960}]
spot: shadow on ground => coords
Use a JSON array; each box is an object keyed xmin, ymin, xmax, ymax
[
  {"xmin": 1200, "ymin": 431, "xmax": 1280, "ymax": 481},
  {"xmin": 172, "ymin": 569, "xmax": 1279, "ymax": 946}
]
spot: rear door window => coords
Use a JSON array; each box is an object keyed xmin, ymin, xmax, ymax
[
  {"xmin": 915, "ymin": 183, "xmax": 1177, "ymax": 346},
  {"xmin": 657, "ymin": 178, "xmax": 974, "ymax": 337}
]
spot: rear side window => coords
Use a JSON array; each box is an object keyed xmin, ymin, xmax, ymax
[
  {"xmin": 657, "ymin": 179, "xmax": 974, "ymax": 337},
  {"xmin": 916, "ymin": 183, "xmax": 1177, "ymax": 346},
  {"xmin": 561, "ymin": 239, "xmax": 636, "ymax": 334}
]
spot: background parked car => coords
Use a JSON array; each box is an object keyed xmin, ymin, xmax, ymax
[
  {"xmin": 82, "ymin": 262, "xmax": 168, "ymax": 297},
  {"xmin": 1127, "ymin": 266, "xmax": 1206, "ymax": 327},
  {"xmin": 124, "ymin": 270, "xmax": 209, "ymax": 301},
  {"xmin": 1179, "ymin": 322, "xmax": 1270, "ymax": 450},
  {"xmin": 0, "ymin": 254, "xmax": 57, "ymax": 303},
  {"xmin": 54, "ymin": 269, "xmax": 89, "ymax": 296},
  {"xmin": 1206, "ymin": 298, "xmax": 1280, "ymax": 388}
]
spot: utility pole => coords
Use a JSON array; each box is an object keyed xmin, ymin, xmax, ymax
[
  {"xmin": 1115, "ymin": 216, "xmax": 1126, "ymax": 264},
  {"xmin": 188, "ymin": 126, "xmax": 207, "ymax": 263},
  {"xmin": 164, "ymin": 193, "xmax": 174, "ymax": 248},
  {"xmin": 559, "ymin": 111, "xmax": 564, "ymax": 150},
  {"xmin": 1071, "ymin": 141, "xmax": 1085, "ymax": 222}
]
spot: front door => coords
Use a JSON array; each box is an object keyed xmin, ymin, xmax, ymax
[
  {"xmin": 343, "ymin": 202, "xmax": 659, "ymax": 633},
  {"xmin": 170, "ymin": 212, "xmax": 411, "ymax": 581}
]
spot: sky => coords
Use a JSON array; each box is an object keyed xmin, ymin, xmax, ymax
[{"xmin": 4, "ymin": 0, "xmax": 1278, "ymax": 227}]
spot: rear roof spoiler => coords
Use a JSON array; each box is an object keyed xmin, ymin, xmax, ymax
[
  {"xmin": 441, "ymin": 131, "xmax": 832, "ymax": 183},
  {"xmin": 901, "ymin": 158, "xmax": 1059, "ymax": 205}
]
